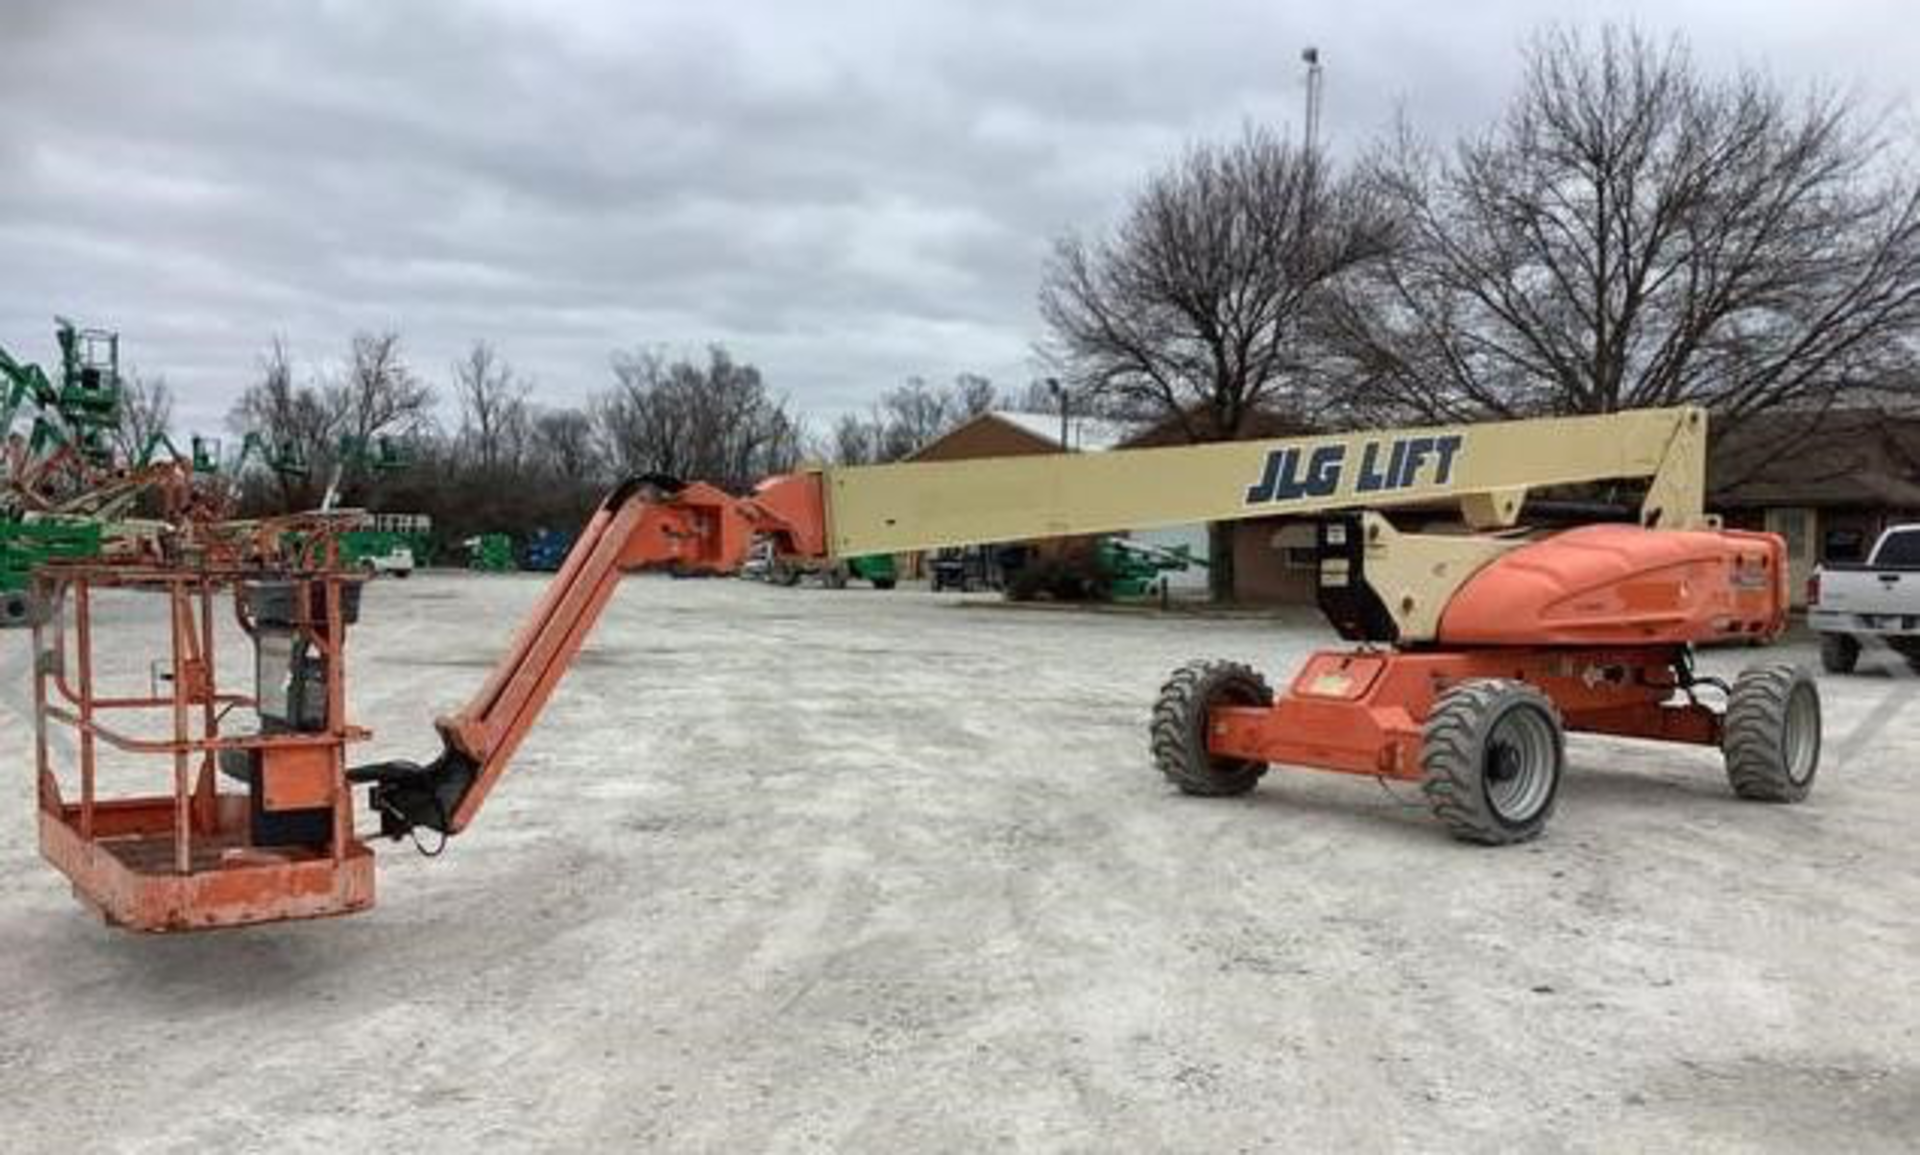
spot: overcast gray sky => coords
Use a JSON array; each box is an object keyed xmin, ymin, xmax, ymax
[{"xmin": 2, "ymin": 0, "xmax": 1914, "ymax": 434}]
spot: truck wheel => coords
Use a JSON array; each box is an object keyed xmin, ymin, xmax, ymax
[
  {"xmin": 1, "ymin": 591, "xmax": 31, "ymax": 628},
  {"xmin": 1724, "ymin": 664, "xmax": 1820, "ymax": 803},
  {"xmin": 1819, "ymin": 633, "xmax": 1860, "ymax": 674},
  {"xmin": 1421, "ymin": 679, "xmax": 1564, "ymax": 845},
  {"xmin": 1892, "ymin": 640, "xmax": 1920, "ymax": 673},
  {"xmin": 872, "ymin": 578, "xmax": 896, "ymax": 590},
  {"xmin": 823, "ymin": 566, "xmax": 848, "ymax": 590},
  {"xmin": 1151, "ymin": 660, "xmax": 1273, "ymax": 796}
]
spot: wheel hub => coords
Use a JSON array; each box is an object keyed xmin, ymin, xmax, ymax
[
  {"xmin": 1483, "ymin": 708, "xmax": 1556, "ymax": 823},
  {"xmin": 1487, "ymin": 743, "xmax": 1522, "ymax": 783}
]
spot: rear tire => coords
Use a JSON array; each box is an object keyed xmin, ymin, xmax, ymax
[
  {"xmin": 872, "ymin": 578, "xmax": 897, "ymax": 590},
  {"xmin": 1151, "ymin": 660, "xmax": 1274, "ymax": 796},
  {"xmin": 1724, "ymin": 664, "xmax": 1820, "ymax": 802},
  {"xmin": 1819, "ymin": 633, "xmax": 1860, "ymax": 674},
  {"xmin": 1421, "ymin": 679, "xmax": 1564, "ymax": 846},
  {"xmin": 1892, "ymin": 639, "xmax": 1920, "ymax": 673}
]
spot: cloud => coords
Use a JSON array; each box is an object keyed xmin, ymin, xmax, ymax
[{"xmin": 0, "ymin": 0, "xmax": 1912, "ymax": 435}]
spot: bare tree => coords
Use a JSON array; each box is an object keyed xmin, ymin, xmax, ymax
[
  {"xmin": 227, "ymin": 338, "xmax": 335, "ymax": 507},
  {"xmin": 530, "ymin": 406, "xmax": 599, "ymax": 485},
  {"xmin": 226, "ymin": 332, "xmax": 435, "ymax": 511},
  {"xmin": 1007, "ymin": 377, "xmax": 1150, "ymax": 422},
  {"xmin": 453, "ymin": 340, "xmax": 529, "ymax": 473},
  {"xmin": 323, "ymin": 331, "xmax": 434, "ymax": 504},
  {"xmin": 1039, "ymin": 125, "xmax": 1397, "ymax": 597},
  {"xmin": 827, "ymin": 374, "xmax": 1005, "ymax": 464},
  {"xmin": 1326, "ymin": 25, "xmax": 1920, "ymax": 431},
  {"xmin": 830, "ymin": 412, "xmax": 881, "ymax": 466},
  {"xmin": 594, "ymin": 346, "xmax": 803, "ymax": 491},
  {"xmin": 112, "ymin": 368, "xmax": 174, "ymax": 462},
  {"xmin": 331, "ymin": 331, "xmax": 433, "ymax": 446},
  {"xmin": 871, "ymin": 378, "xmax": 953, "ymax": 461},
  {"xmin": 950, "ymin": 372, "xmax": 998, "ymax": 419}
]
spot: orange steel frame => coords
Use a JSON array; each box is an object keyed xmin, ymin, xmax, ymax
[
  {"xmin": 33, "ymin": 563, "xmax": 374, "ymax": 931},
  {"xmin": 1208, "ymin": 646, "xmax": 1718, "ymax": 781}
]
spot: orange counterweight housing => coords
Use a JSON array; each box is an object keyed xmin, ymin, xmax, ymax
[{"xmin": 1438, "ymin": 525, "xmax": 1790, "ymax": 647}]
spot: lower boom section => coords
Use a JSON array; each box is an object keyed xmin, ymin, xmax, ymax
[{"xmin": 1154, "ymin": 645, "xmax": 1820, "ymax": 845}]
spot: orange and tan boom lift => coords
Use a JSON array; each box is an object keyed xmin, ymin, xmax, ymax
[{"xmin": 30, "ymin": 406, "xmax": 1816, "ymax": 931}]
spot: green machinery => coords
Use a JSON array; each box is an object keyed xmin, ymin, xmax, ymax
[
  {"xmin": 1, "ymin": 318, "xmax": 122, "ymax": 468},
  {"xmin": 135, "ymin": 431, "xmax": 310, "ymax": 478},
  {"xmin": 1098, "ymin": 538, "xmax": 1205, "ymax": 598},
  {"xmin": 826, "ymin": 553, "xmax": 897, "ymax": 590},
  {"xmin": 746, "ymin": 536, "xmax": 897, "ymax": 589},
  {"xmin": 999, "ymin": 537, "xmax": 1206, "ymax": 602},
  {"xmin": 340, "ymin": 513, "xmax": 433, "ymax": 575},
  {"xmin": 0, "ymin": 521, "xmax": 101, "ymax": 626},
  {"xmin": 465, "ymin": 533, "xmax": 517, "ymax": 572},
  {"xmin": 2, "ymin": 320, "xmax": 127, "ymax": 624}
]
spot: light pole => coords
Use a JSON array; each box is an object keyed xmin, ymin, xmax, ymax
[
  {"xmin": 1301, "ymin": 46, "xmax": 1323, "ymax": 161},
  {"xmin": 1045, "ymin": 377, "xmax": 1070, "ymax": 450}
]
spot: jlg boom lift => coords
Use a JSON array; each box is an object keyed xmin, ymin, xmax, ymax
[{"xmin": 28, "ymin": 406, "xmax": 1817, "ymax": 931}]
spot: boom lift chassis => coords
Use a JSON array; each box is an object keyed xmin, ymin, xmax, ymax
[{"xmin": 24, "ymin": 408, "xmax": 1821, "ymax": 931}]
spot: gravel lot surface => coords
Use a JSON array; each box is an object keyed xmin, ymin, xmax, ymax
[{"xmin": 2, "ymin": 572, "xmax": 1915, "ymax": 1153}]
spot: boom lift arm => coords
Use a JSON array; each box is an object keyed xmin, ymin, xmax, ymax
[
  {"xmin": 352, "ymin": 473, "xmax": 829, "ymax": 838},
  {"xmin": 355, "ymin": 406, "xmax": 1766, "ymax": 844},
  {"xmin": 28, "ymin": 403, "xmax": 1813, "ymax": 929}
]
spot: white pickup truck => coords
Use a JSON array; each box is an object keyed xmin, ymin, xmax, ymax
[{"xmin": 1808, "ymin": 524, "xmax": 1920, "ymax": 672}]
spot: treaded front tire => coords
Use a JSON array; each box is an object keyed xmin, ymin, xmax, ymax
[
  {"xmin": 1819, "ymin": 633, "xmax": 1859, "ymax": 674},
  {"xmin": 1151, "ymin": 660, "xmax": 1274, "ymax": 796},
  {"xmin": 1724, "ymin": 664, "xmax": 1820, "ymax": 802},
  {"xmin": 1421, "ymin": 679, "xmax": 1564, "ymax": 845}
]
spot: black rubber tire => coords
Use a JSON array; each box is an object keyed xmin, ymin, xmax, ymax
[
  {"xmin": 1, "ymin": 591, "xmax": 30, "ymax": 629},
  {"xmin": 1724, "ymin": 664, "xmax": 1820, "ymax": 803},
  {"xmin": 1421, "ymin": 679, "xmax": 1565, "ymax": 846},
  {"xmin": 1890, "ymin": 639, "xmax": 1920, "ymax": 673},
  {"xmin": 872, "ymin": 578, "xmax": 897, "ymax": 590},
  {"xmin": 1151, "ymin": 660, "xmax": 1274, "ymax": 796},
  {"xmin": 1819, "ymin": 633, "xmax": 1860, "ymax": 674}
]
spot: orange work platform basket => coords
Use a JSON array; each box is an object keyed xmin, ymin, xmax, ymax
[{"xmin": 31, "ymin": 563, "xmax": 375, "ymax": 931}]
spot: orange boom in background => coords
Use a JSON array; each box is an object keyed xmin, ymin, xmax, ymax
[{"xmin": 27, "ymin": 406, "xmax": 1815, "ymax": 931}]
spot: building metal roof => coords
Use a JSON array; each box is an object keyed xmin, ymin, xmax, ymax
[{"xmin": 984, "ymin": 410, "xmax": 1134, "ymax": 452}]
